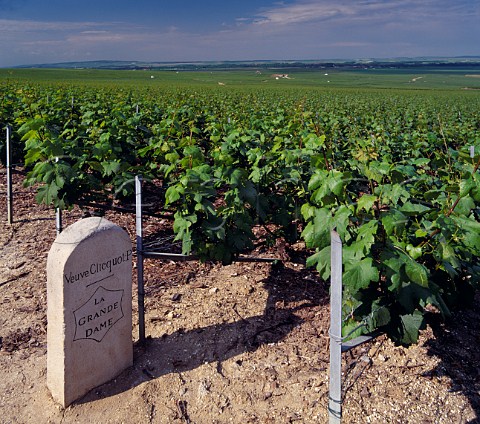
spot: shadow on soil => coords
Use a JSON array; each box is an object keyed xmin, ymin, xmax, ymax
[
  {"xmin": 423, "ymin": 291, "xmax": 480, "ymax": 422},
  {"xmin": 78, "ymin": 261, "xmax": 329, "ymax": 404}
]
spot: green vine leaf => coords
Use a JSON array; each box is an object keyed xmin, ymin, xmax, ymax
[
  {"xmin": 343, "ymin": 257, "xmax": 379, "ymax": 292},
  {"xmin": 404, "ymin": 259, "xmax": 429, "ymax": 287},
  {"xmin": 357, "ymin": 194, "xmax": 377, "ymax": 212},
  {"xmin": 399, "ymin": 311, "xmax": 425, "ymax": 345}
]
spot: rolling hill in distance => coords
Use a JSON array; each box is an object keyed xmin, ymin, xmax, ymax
[{"xmin": 11, "ymin": 57, "xmax": 480, "ymax": 71}]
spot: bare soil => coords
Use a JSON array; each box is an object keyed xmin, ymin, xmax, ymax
[{"xmin": 1, "ymin": 167, "xmax": 479, "ymax": 423}]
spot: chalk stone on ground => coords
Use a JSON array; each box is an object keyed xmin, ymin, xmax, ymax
[{"xmin": 47, "ymin": 217, "xmax": 133, "ymax": 407}]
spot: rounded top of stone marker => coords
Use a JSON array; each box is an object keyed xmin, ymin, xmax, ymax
[{"xmin": 52, "ymin": 217, "xmax": 128, "ymax": 246}]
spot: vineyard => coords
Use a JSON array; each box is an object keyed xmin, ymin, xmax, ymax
[{"xmin": 1, "ymin": 70, "xmax": 479, "ymax": 349}]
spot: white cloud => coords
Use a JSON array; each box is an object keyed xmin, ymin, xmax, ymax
[
  {"xmin": 0, "ymin": 18, "xmax": 152, "ymax": 64},
  {"xmin": 253, "ymin": 3, "xmax": 354, "ymax": 25},
  {"xmin": 80, "ymin": 30, "xmax": 109, "ymax": 34},
  {"xmin": 216, "ymin": 0, "xmax": 480, "ymax": 59},
  {"xmin": 67, "ymin": 32, "xmax": 128, "ymax": 43},
  {"xmin": 251, "ymin": 0, "xmax": 479, "ymax": 27},
  {"xmin": 0, "ymin": 18, "xmax": 100, "ymax": 32}
]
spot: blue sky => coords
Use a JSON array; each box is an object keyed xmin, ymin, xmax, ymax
[{"xmin": 0, "ymin": 0, "xmax": 479, "ymax": 67}]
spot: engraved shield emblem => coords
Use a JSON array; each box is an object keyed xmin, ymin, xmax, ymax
[{"xmin": 73, "ymin": 286, "xmax": 124, "ymax": 342}]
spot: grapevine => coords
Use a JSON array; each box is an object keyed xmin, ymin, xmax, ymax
[{"xmin": 1, "ymin": 78, "xmax": 479, "ymax": 345}]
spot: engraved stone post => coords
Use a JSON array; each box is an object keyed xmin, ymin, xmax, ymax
[{"xmin": 47, "ymin": 217, "xmax": 133, "ymax": 407}]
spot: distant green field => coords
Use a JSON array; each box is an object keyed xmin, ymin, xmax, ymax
[{"xmin": 2, "ymin": 67, "xmax": 480, "ymax": 90}]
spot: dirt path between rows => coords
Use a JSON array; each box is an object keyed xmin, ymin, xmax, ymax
[{"xmin": 0, "ymin": 167, "xmax": 479, "ymax": 423}]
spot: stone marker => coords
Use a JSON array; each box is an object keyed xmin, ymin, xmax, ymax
[{"xmin": 47, "ymin": 217, "xmax": 133, "ymax": 407}]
